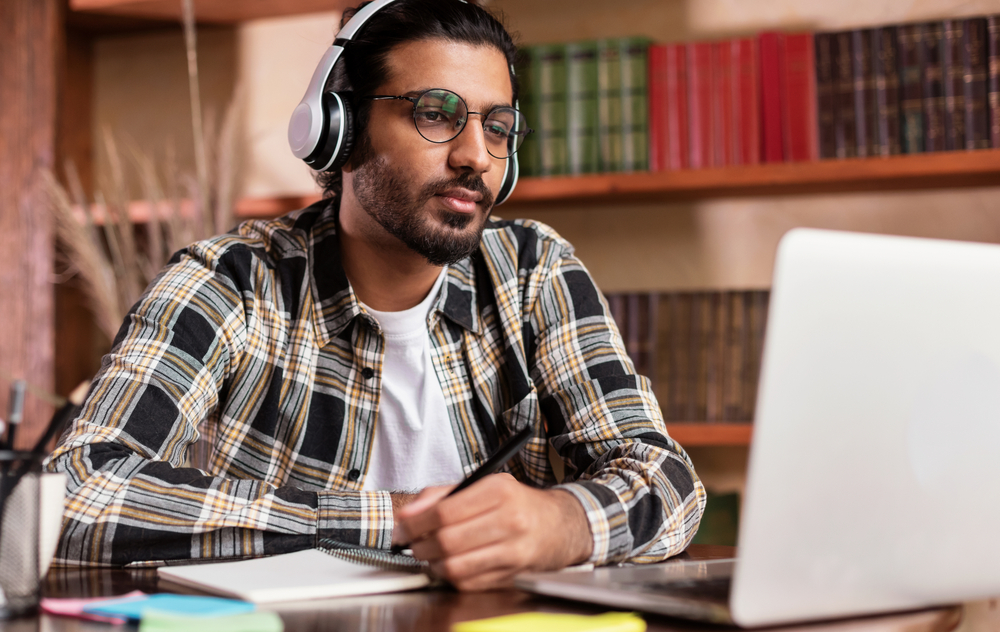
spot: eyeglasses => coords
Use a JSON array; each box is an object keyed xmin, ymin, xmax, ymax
[{"xmin": 363, "ymin": 88, "xmax": 532, "ymax": 159}]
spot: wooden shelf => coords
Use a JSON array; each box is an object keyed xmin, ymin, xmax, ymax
[
  {"xmin": 69, "ymin": 0, "xmax": 351, "ymax": 25},
  {"xmin": 665, "ymin": 423, "xmax": 752, "ymax": 447},
  {"xmin": 505, "ymin": 149, "xmax": 1000, "ymax": 205}
]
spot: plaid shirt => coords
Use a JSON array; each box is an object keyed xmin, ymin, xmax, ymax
[{"xmin": 46, "ymin": 201, "xmax": 705, "ymax": 567}]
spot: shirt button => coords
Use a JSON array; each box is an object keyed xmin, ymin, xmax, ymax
[
  {"xmin": 361, "ymin": 367, "xmax": 375, "ymax": 380},
  {"xmin": 347, "ymin": 469, "xmax": 361, "ymax": 481}
]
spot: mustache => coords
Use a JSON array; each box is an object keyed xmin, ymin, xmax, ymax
[{"xmin": 423, "ymin": 173, "xmax": 495, "ymax": 210}]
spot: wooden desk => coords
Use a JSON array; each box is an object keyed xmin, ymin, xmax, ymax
[{"xmin": 1, "ymin": 545, "xmax": 991, "ymax": 632}]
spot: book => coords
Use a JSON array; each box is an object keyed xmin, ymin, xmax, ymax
[
  {"xmin": 515, "ymin": 48, "xmax": 539, "ymax": 177},
  {"xmin": 990, "ymin": 16, "xmax": 1000, "ymax": 148},
  {"xmin": 815, "ymin": 33, "xmax": 838, "ymax": 159},
  {"xmin": 921, "ymin": 21, "xmax": 946, "ymax": 152},
  {"xmin": 566, "ymin": 40, "xmax": 600, "ymax": 174},
  {"xmin": 648, "ymin": 43, "xmax": 689, "ymax": 171},
  {"xmin": 759, "ymin": 32, "xmax": 784, "ymax": 162},
  {"xmin": 535, "ymin": 44, "xmax": 569, "ymax": 176},
  {"xmin": 851, "ymin": 29, "xmax": 876, "ymax": 158},
  {"xmin": 871, "ymin": 26, "xmax": 901, "ymax": 156},
  {"xmin": 621, "ymin": 38, "xmax": 651, "ymax": 172},
  {"xmin": 733, "ymin": 38, "xmax": 761, "ymax": 165},
  {"xmin": 712, "ymin": 40, "xmax": 735, "ymax": 166},
  {"xmin": 961, "ymin": 18, "xmax": 990, "ymax": 150},
  {"xmin": 597, "ymin": 39, "xmax": 624, "ymax": 172},
  {"xmin": 723, "ymin": 291, "xmax": 746, "ymax": 422},
  {"xmin": 780, "ymin": 32, "xmax": 819, "ymax": 162},
  {"xmin": 833, "ymin": 31, "xmax": 858, "ymax": 158},
  {"xmin": 686, "ymin": 41, "xmax": 714, "ymax": 169},
  {"xmin": 941, "ymin": 19, "xmax": 966, "ymax": 151},
  {"xmin": 157, "ymin": 546, "xmax": 431, "ymax": 605},
  {"xmin": 648, "ymin": 44, "xmax": 668, "ymax": 172},
  {"xmin": 898, "ymin": 23, "xmax": 925, "ymax": 153}
]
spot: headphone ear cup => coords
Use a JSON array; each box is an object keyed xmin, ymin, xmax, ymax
[
  {"xmin": 307, "ymin": 91, "xmax": 356, "ymax": 172},
  {"xmin": 328, "ymin": 94, "xmax": 356, "ymax": 172},
  {"xmin": 495, "ymin": 151, "xmax": 519, "ymax": 205}
]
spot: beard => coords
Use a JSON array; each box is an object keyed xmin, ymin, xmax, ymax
[{"xmin": 351, "ymin": 151, "xmax": 496, "ymax": 267}]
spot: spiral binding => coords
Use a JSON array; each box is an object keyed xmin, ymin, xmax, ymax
[{"xmin": 317, "ymin": 538, "xmax": 429, "ymax": 573}]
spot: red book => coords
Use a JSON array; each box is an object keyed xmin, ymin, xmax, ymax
[
  {"xmin": 664, "ymin": 44, "xmax": 689, "ymax": 170},
  {"xmin": 712, "ymin": 41, "xmax": 735, "ymax": 167},
  {"xmin": 733, "ymin": 38, "xmax": 761, "ymax": 165},
  {"xmin": 780, "ymin": 32, "xmax": 819, "ymax": 161},
  {"xmin": 758, "ymin": 32, "xmax": 784, "ymax": 162},
  {"xmin": 686, "ymin": 42, "xmax": 714, "ymax": 169},
  {"xmin": 648, "ymin": 44, "xmax": 689, "ymax": 171},
  {"xmin": 649, "ymin": 45, "xmax": 668, "ymax": 171}
]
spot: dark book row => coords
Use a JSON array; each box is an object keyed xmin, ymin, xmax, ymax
[
  {"xmin": 516, "ymin": 17, "xmax": 1000, "ymax": 177},
  {"xmin": 606, "ymin": 290, "xmax": 770, "ymax": 423}
]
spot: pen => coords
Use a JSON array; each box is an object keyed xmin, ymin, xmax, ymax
[
  {"xmin": 391, "ymin": 423, "xmax": 535, "ymax": 554},
  {"xmin": 3, "ymin": 380, "xmax": 25, "ymax": 451}
]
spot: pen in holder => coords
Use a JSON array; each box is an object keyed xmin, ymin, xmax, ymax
[{"xmin": 0, "ymin": 450, "xmax": 43, "ymax": 619}]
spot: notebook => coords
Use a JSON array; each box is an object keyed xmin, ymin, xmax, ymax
[
  {"xmin": 157, "ymin": 541, "xmax": 431, "ymax": 604},
  {"xmin": 517, "ymin": 228, "xmax": 1000, "ymax": 627}
]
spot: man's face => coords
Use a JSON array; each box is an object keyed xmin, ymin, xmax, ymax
[{"xmin": 348, "ymin": 38, "xmax": 512, "ymax": 266}]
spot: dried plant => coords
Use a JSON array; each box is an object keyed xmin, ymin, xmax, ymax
[{"xmin": 44, "ymin": 5, "xmax": 244, "ymax": 344}]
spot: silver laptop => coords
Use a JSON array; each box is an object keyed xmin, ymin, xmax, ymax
[{"xmin": 517, "ymin": 228, "xmax": 1000, "ymax": 627}]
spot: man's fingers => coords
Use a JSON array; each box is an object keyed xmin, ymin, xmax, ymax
[
  {"xmin": 397, "ymin": 474, "xmax": 509, "ymax": 541},
  {"xmin": 429, "ymin": 542, "xmax": 522, "ymax": 590},
  {"xmin": 409, "ymin": 507, "xmax": 513, "ymax": 560}
]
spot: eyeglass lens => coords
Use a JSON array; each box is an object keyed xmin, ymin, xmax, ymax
[{"xmin": 413, "ymin": 89, "xmax": 528, "ymax": 159}]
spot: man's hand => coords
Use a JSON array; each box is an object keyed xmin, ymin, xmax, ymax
[{"xmin": 393, "ymin": 474, "xmax": 593, "ymax": 591}]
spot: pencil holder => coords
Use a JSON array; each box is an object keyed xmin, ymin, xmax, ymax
[{"xmin": 0, "ymin": 451, "xmax": 43, "ymax": 619}]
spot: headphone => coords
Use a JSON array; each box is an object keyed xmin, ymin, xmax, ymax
[{"xmin": 287, "ymin": 0, "xmax": 520, "ymax": 205}]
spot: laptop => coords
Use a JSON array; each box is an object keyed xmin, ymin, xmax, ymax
[{"xmin": 517, "ymin": 228, "xmax": 1000, "ymax": 627}]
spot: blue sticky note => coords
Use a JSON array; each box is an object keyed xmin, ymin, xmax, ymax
[{"xmin": 84, "ymin": 594, "xmax": 255, "ymax": 621}]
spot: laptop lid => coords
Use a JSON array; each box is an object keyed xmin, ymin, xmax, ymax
[{"xmin": 732, "ymin": 229, "xmax": 1000, "ymax": 627}]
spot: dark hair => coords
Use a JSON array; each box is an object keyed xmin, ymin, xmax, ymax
[{"xmin": 314, "ymin": 0, "xmax": 520, "ymax": 200}]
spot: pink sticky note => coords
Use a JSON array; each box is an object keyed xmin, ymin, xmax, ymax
[{"xmin": 41, "ymin": 590, "xmax": 146, "ymax": 624}]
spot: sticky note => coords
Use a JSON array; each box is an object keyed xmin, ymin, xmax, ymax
[
  {"xmin": 138, "ymin": 610, "xmax": 284, "ymax": 632},
  {"xmin": 83, "ymin": 593, "xmax": 255, "ymax": 621},
  {"xmin": 451, "ymin": 611, "xmax": 646, "ymax": 632}
]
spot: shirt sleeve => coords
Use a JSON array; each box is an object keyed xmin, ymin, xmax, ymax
[
  {"xmin": 44, "ymin": 242, "xmax": 394, "ymax": 567},
  {"xmin": 528, "ymin": 253, "xmax": 707, "ymax": 565}
]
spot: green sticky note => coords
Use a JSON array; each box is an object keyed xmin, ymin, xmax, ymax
[
  {"xmin": 451, "ymin": 611, "xmax": 645, "ymax": 632},
  {"xmin": 138, "ymin": 609, "xmax": 284, "ymax": 632}
]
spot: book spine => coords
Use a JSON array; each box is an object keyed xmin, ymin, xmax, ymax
[
  {"xmin": 693, "ymin": 293, "xmax": 710, "ymax": 421},
  {"xmin": 815, "ymin": 33, "xmax": 838, "ymax": 159},
  {"xmin": 516, "ymin": 47, "xmax": 540, "ymax": 176},
  {"xmin": 686, "ymin": 41, "xmax": 714, "ymax": 169},
  {"xmin": 872, "ymin": 26, "xmax": 901, "ymax": 156},
  {"xmin": 942, "ymin": 19, "xmax": 966, "ymax": 151},
  {"xmin": 598, "ymin": 39, "xmax": 624, "ymax": 172},
  {"xmin": 666, "ymin": 44, "xmax": 690, "ymax": 170},
  {"xmin": 990, "ymin": 16, "xmax": 1000, "ymax": 148},
  {"xmin": 706, "ymin": 292, "xmax": 726, "ymax": 422},
  {"xmin": 646, "ymin": 292, "xmax": 659, "ymax": 393},
  {"xmin": 536, "ymin": 44, "xmax": 568, "ymax": 176},
  {"xmin": 648, "ymin": 44, "xmax": 668, "ymax": 172},
  {"xmin": 898, "ymin": 24, "xmax": 925, "ymax": 154},
  {"xmin": 962, "ymin": 18, "xmax": 990, "ymax": 150},
  {"xmin": 745, "ymin": 290, "xmax": 770, "ymax": 421},
  {"xmin": 673, "ymin": 293, "xmax": 692, "ymax": 421},
  {"xmin": 921, "ymin": 22, "xmax": 946, "ymax": 152},
  {"xmin": 712, "ymin": 40, "xmax": 735, "ymax": 167},
  {"xmin": 622, "ymin": 38, "xmax": 651, "ymax": 172},
  {"xmin": 723, "ymin": 291, "xmax": 746, "ymax": 421},
  {"xmin": 781, "ymin": 32, "xmax": 819, "ymax": 162},
  {"xmin": 731, "ymin": 38, "xmax": 760, "ymax": 165},
  {"xmin": 654, "ymin": 293, "xmax": 672, "ymax": 416},
  {"xmin": 759, "ymin": 32, "xmax": 784, "ymax": 162},
  {"xmin": 833, "ymin": 31, "xmax": 858, "ymax": 158},
  {"xmin": 626, "ymin": 293, "xmax": 641, "ymax": 373},
  {"xmin": 566, "ymin": 41, "xmax": 600, "ymax": 174},
  {"xmin": 851, "ymin": 29, "xmax": 876, "ymax": 158}
]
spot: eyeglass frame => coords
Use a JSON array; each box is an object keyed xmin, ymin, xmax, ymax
[{"xmin": 361, "ymin": 88, "xmax": 533, "ymax": 159}]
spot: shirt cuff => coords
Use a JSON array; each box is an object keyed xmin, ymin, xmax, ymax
[
  {"xmin": 556, "ymin": 481, "xmax": 630, "ymax": 565},
  {"xmin": 315, "ymin": 490, "xmax": 394, "ymax": 549}
]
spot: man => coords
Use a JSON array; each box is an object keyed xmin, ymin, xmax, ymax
[{"xmin": 47, "ymin": 0, "xmax": 705, "ymax": 590}]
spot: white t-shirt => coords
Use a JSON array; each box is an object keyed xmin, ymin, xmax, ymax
[{"xmin": 360, "ymin": 269, "xmax": 465, "ymax": 492}]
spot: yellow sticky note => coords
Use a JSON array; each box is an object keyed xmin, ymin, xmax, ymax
[{"xmin": 451, "ymin": 611, "xmax": 646, "ymax": 632}]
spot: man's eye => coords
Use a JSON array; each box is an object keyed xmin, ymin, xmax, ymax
[
  {"xmin": 484, "ymin": 123, "xmax": 510, "ymax": 139},
  {"xmin": 416, "ymin": 110, "xmax": 445, "ymax": 123}
]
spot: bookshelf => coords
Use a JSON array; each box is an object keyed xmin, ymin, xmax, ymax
[
  {"xmin": 68, "ymin": 0, "xmax": 352, "ymax": 24},
  {"xmin": 665, "ymin": 423, "xmax": 752, "ymax": 447}
]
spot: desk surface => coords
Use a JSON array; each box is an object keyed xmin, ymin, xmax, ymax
[{"xmin": 1, "ymin": 545, "xmax": 991, "ymax": 632}]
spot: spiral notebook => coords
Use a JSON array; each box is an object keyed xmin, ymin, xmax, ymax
[{"xmin": 156, "ymin": 540, "xmax": 431, "ymax": 604}]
